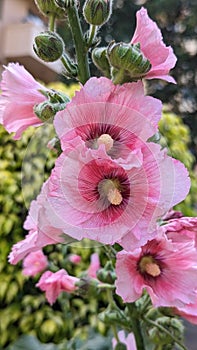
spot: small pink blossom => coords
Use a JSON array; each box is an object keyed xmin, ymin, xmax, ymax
[
  {"xmin": 8, "ymin": 181, "xmax": 64, "ymax": 265},
  {"xmin": 43, "ymin": 141, "xmax": 190, "ymax": 248},
  {"xmin": 54, "ymin": 77, "xmax": 162, "ymax": 158},
  {"xmin": 0, "ymin": 63, "xmax": 46, "ymax": 139},
  {"xmin": 130, "ymin": 8, "xmax": 177, "ymax": 83},
  {"xmin": 69, "ymin": 254, "xmax": 82, "ymax": 264},
  {"xmin": 22, "ymin": 250, "xmax": 48, "ymax": 277},
  {"xmin": 112, "ymin": 330, "xmax": 137, "ymax": 350},
  {"xmin": 115, "ymin": 233, "xmax": 197, "ymax": 308},
  {"xmin": 87, "ymin": 253, "xmax": 100, "ymax": 278},
  {"xmin": 36, "ymin": 269, "xmax": 79, "ymax": 304}
]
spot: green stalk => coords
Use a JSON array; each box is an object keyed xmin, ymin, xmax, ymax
[
  {"xmin": 48, "ymin": 13, "xmax": 56, "ymax": 31},
  {"xmin": 87, "ymin": 24, "xmax": 97, "ymax": 46},
  {"xmin": 127, "ymin": 303, "xmax": 145, "ymax": 350},
  {"xmin": 67, "ymin": 6, "xmax": 90, "ymax": 84}
]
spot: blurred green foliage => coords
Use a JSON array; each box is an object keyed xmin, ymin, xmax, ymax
[{"xmin": 0, "ymin": 83, "xmax": 196, "ymax": 348}]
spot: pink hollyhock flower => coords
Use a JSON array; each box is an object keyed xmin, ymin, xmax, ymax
[
  {"xmin": 54, "ymin": 77, "xmax": 162, "ymax": 159},
  {"xmin": 115, "ymin": 234, "xmax": 197, "ymax": 308},
  {"xmin": 0, "ymin": 62, "xmax": 47, "ymax": 139},
  {"xmin": 112, "ymin": 330, "xmax": 137, "ymax": 350},
  {"xmin": 69, "ymin": 254, "xmax": 82, "ymax": 264},
  {"xmin": 22, "ymin": 250, "xmax": 48, "ymax": 277},
  {"xmin": 42, "ymin": 141, "xmax": 190, "ymax": 248},
  {"xmin": 130, "ymin": 8, "xmax": 177, "ymax": 83},
  {"xmin": 36, "ymin": 269, "xmax": 79, "ymax": 304},
  {"xmin": 8, "ymin": 181, "xmax": 64, "ymax": 265},
  {"xmin": 87, "ymin": 253, "xmax": 100, "ymax": 278},
  {"xmin": 161, "ymin": 216, "xmax": 197, "ymax": 244}
]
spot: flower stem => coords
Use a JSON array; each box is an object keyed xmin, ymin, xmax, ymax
[
  {"xmin": 67, "ymin": 6, "xmax": 90, "ymax": 84},
  {"xmin": 87, "ymin": 24, "xmax": 97, "ymax": 46},
  {"xmin": 107, "ymin": 288, "xmax": 119, "ymax": 343},
  {"xmin": 48, "ymin": 13, "xmax": 56, "ymax": 31},
  {"xmin": 127, "ymin": 303, "xmax": 145, "ymax": 350},
  {"xmin": 143, "ymin": 316, "xmax": 187, "ymax": 350}
]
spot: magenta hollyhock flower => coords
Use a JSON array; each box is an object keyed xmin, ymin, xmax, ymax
[
  {"xmin": 41, "ymin": 140, "xmax": 190, "ymax": 247},
  {"xmin": 112, "ymin": 330, "xmax": 137, "ymax": 350},
  {"xmin": 130, "ymin": 8, "xmax": 177, "ymax": 83},
  {"xmin": 54, "ymin": 77, "xmax": 162, "ymax": 160},
  {"xmin": 87, "ymin": 253, "xmax": 101, "ymax": 278},
  {"xmin": 36, "ymin": 269, "xmax": 79, "ymax": 305},
  {"xmin": 0, "ymin": 63, "xmax": 46, "ymax": 139},
  {"xmin": 8, "ymin": 181, "xmax": 64, "ymax": 265},
  {"xmin": 22, "ymin": 250, "xmax": 48, "ymax": 277},
  {"xmin": 115, "ymin": 234, "xmax": 197, "ymax": 308}
]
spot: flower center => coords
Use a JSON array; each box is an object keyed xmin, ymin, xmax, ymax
[
  {"xmin": 97, "ymin": 133, "xmax": 114, "ymax": 152},
  {"xmin": 98, "ymin": 179, "xmax": 123, "ymax": 205},
  {"xmin": 139, "ymin": 255, "xmax": 161, "ymax": 277}
]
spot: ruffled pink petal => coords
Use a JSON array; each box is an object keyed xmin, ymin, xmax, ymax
[{"xmin": 131, "ymin": 8, "xmax": 177, "ymax": 82}]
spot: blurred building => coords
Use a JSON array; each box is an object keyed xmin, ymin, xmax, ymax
[{"xmin": 0, "ymin": 0, "xmax": 61, "ymax": 82}]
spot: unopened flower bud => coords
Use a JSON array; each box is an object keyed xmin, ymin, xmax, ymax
[
  {"xmin": 107, "ymin": 41, "xmax": 151, "ymax": 81},
  {"xmin": 96, "ymin": 261, "xmax": 116, "ymax": 284},
  {"xmin": 76, "ymin": 277, "xmax": 99, "ymax": 298},
  {"xmin": 92, "ymin": 47, "xmax": 111, "ymax": 77},
  {"xmin": 34, "ymin": 0, "xmax": 66, "ymax": 18},
  {"xmin": 54, "ymin": 0, "xmax": 75, "ymax": 9},
  {"xmin": 83, "ymin": 0, "xmax": 112, "ymax": 26},
  {"xmin": 34, "ymin": 89, "xmax": 69, "ymax": 121},
  {"xmin": 33, "ymin": 31, "xmax": 64, "ymax": 62}
]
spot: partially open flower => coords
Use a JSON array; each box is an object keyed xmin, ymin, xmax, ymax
[
  {"xmin": 0, "ymin": 63, "xmax": 47, "ymax": 139},
  {"xmin": 36, "ymin": 269, "xmax": 79, "ymax": 304},
  {"xmin": 130, "ymin": 8, "xmax": 177, "ymax": 83},
  {"xmin": 22, "ymin": 250, "xmax": 48, "ymax": 277}
]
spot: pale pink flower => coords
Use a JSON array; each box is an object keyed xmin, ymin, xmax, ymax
[
  {"xmin": 8, "ymin": 181, "xmax": 64, "ymax": 265},
  {"xmin": 175, "ymin": 298, "xmax": 197, "ymax": 324},
  {"xmin": 69, "ymin": 254, "xmax": 82, "ymax": 264},
  {"xmin": 87, "ymin": 253, "xmax": 100, "ymax": 278},
  {"xmin": 112, "ymin": 330, "xmax": 137, "ymax": 350},
  {"xmin": 22, "ymin": 250, "xmax": 48, "ymax": 277},
  {"xmin": 42, "ymin": 141, "xmax": 190, "ymax": 248},
  {"xmin": 115, "ymin": 233, "xmax": 197, "ymax": 308},
  {"xmin": 0, "ymin": 63, "xmax": 46, "ymax": 139},
  {"xmin": 130, "ymin": 8, "xmax": 177, "ymax": 83},
  {"xmin": 36, "ymin": 269, "xmax": 79, "ymax": 304},
  {"xmin": 54, "ymin": 77, "xmax": 162, "ymax": 159}
]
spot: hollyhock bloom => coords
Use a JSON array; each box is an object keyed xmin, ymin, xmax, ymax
[
  {"xmin": 54, "ymin": 77, "xmax": 162, "ymax": 160},
  {"xmin": 0, "ymin": 63, "xmax": 47, "ymax": 139},
  {"xmin": 112, "ymin": 330, "xmax": 137, "ymax": 350},
  {"xmin": 8, "ymin": 181, "xmax": 65, "ymax": 265},
  {"xmin": 87, "ymin": 253, "xmax": 101, "ymax": 278},
  {"xmin": 115, "ymin": 234, "xmax": 197, "ymax": 308},
  {"xmin": 22, "ymin": 250, "xmax": 48, "ymax": 277},
  {"xmin": 42, "ymin": 141, "xmax": 190, "ymax": 248},
  {"xmin": 69, "ymin": 254, "xmax": 82, "ymax": 264},
  {"xmin": 161, "ymin": 216, "xmax": 197, "ymax": 244},
  {"xmin": 130, "ymin": 8, "xmax": 177, "ymax": 83},
  {"xmin": 36, "ymin": 269, "xmax": 79, "ymax": 305}
]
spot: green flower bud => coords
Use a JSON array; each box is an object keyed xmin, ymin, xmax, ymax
[
  {"xmin": 33, "ymin": 31, "xmax": 64, "ymax": 62},
  {"xmin": 75, "ymin": 277, "xmax": 99, "ymax": 298},
  {"xmin": 83, "ymin": 0, "xmax": 112, "ymax": 26},
  {"xmin": 115, "ymin": 343, "xmax": 127, "ymax": 350},
  {"xmin": 34, "ymin": 89, "xmax": 70, "ymax": 121},
  {"xmin": 96, "ymin": 261, "xmax": 116, "ymax": 284},
  {"xmin": 107, "ymin": 41, "xmax": 151, "ymax": 81},
  {"xmin": 34, "ymin": 0, "xmax": 66, "ymax": 18},
  {"xmin": 92, "ymin": 47, "xmax": 111, "ymax": 78},
  {"xmin": 54, "ymin": 0, "xmax": 75, "ymax": 9}
]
